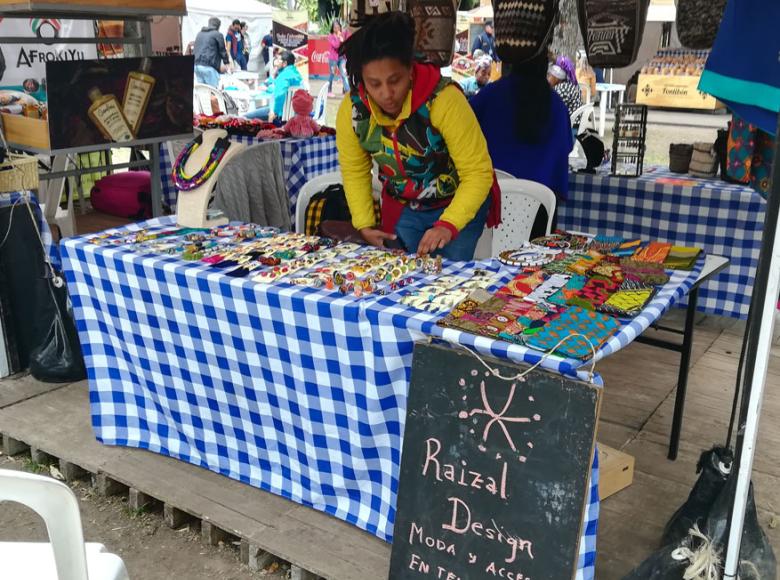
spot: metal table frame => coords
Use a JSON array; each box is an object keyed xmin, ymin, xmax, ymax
[{"xmin": 636, "ymin": 254, "xmax": 731, "ymax": 460}]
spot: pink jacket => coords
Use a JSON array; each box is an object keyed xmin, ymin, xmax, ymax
[{"xmin": 327, "ymin": 32, "xmax": 346, "ymax": 62}]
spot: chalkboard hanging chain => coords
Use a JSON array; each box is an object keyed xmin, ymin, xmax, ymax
[{"xmin": 462, "ymin": 333, "xmax": 598, "ymax": 384}]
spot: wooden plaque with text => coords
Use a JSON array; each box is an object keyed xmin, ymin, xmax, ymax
[{"xmin": 389, "ymin": 342, "xmax": 601, "ymax": 580}]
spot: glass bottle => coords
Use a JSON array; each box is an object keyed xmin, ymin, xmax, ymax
[
  {"xmin": 88, "ymin": 87, "xmax": 133, "ymax": 142},
  {"xmin": 123, "ymin": 57, "xmax": 156, "ymax": 136}
]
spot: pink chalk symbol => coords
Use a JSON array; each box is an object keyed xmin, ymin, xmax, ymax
[
  {"xmin": 462, "ymin": 395, "xmax": 467, "ymax": 401},
  {"xmin": 469, "ymin": 429, "xmax": 475, "ymax": 434},
  {"xmin": 527, "ymin": 442, "xmax": 534, "ymax": 449},
  {"xmin": 478, "ymin": 444, "xmax": 486, "ymax": 452},
  {"xmin": 459, "ymin": 378, "xmax": 466, "ymax": 386},
  {"xmin": 519, "ymin": 456, "xmax": 527, "ymax": 463},
  {"xmin": 459, "ymin": 381, "xmax": 536, "ymax": 452},
  {"xmin": 533, "ymin": 414, "xmax": 541, "ymax": 421},
  {"xmin": 458, "ymin": 411, "xmax": 468, "ymax": 419},
  {"xmin": 471, "ymin": 369, "xmax": 479, "ymax": 376},
  {"xmin": 528, "ymin": 395, "xmax": 535, "ymax": 401},
  {"xmin": 495, "ymin": 453, "xmax": 502, "ymax": 460},
  {"xmin": 484, "ymin": 371, "xmax": 490, "ymax": 377}
]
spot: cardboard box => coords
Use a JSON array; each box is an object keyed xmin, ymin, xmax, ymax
[
  {"xmin": 598, "ymin": 444, "xmax": 635, "ymax": 500},
  {"xmin": 637, "ymin": 74, "xmax": 723, "ymax": 110},
  {"xmin": 0, "ymin": 113, "xmax": 50, "ymax": 151},
  {"xmin": 0, "ymin": 0, "xmax": 185, "ymax": 15}
]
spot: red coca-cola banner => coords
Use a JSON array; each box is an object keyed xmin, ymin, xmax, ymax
[{"xmin": 307, "ymin": 36, "xmax": 331, "ymax": 79}]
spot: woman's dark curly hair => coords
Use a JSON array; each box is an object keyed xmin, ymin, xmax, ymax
[{"xmin": 338, "ymin": 12, "xmax": 416, "ymax": 90}]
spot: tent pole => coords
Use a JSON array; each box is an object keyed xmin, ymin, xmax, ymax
[{"xmin": 722, "ymin": 115, "xmax": 780, "ymax": 579}]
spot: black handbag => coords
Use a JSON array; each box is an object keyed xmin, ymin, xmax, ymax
[
  {"xmin": 577, "ymin": 0, "xmax": 650, "ymax": 68},
  {"xmin": 676, "ymin": 0, "xmax": 727, "ymax": 49},
  {"xmin": 492, "ymin": 0, "xmax": 559, "ymax": 64}
]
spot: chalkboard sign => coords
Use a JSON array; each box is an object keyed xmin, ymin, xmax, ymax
[{"xmin": 389, "ymin": 342, "xmax": 601, "ymax": 580}]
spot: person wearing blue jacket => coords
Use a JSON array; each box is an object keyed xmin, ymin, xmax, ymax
[{"xmin": 245, "ymin": 51, "xmax": 302, "ymax": 122}]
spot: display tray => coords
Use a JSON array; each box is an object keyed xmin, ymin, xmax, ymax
[
  {"xmin": 0, "ymin": 0, "xmax": 185, "ymax": 15},
  {"xmin": 637, "ymin": 74, "xmax": 724, "ymax": 110},
  {"xmin": 0, "ymin": 113, "xmax": 50, "ymax": 151}
]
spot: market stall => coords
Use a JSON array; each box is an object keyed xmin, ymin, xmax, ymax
[{"xmin": 562, "ymin": 167, "xmax": 764, "ymax": 319}]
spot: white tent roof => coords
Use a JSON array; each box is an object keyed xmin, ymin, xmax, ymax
[{"xmin": 186, "ymin": 0, "xmax": 272, "ymax": 18}]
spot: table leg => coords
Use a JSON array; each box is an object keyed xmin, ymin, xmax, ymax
[
  {"xmin": 668, "ymin": 287, "xmax": 699, "ymax": 460},
  {"xmin": 599, "ymin": 95, "xmax": 607, "ymax": 137},
  {"xmin": 150, "ymin": 143, "xmax": 163, "ymax": 217}
]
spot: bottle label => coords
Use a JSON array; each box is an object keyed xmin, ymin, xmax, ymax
[
  {"xmin": 93, "ymin": 100, "xmax": 133, "ymax": 142},
  {"xmin": 124, "ymin": 77, "xmax": 153, "ymax": 132}
]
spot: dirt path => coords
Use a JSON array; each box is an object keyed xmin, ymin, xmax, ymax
[{"xmin": 0, "ymin": 455, "xmax": 288, "ymax": 579}]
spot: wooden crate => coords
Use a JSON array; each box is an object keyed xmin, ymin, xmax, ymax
[
  {"xmin": 0, "ymin": 0, "xmax": 185, "ymax": 15},
  {"xmin": 598, "ymin": 444, "xmax": 635, "ymax": 500},
  {"xmin": 1, "ymin": 113, "xmax": 50, "ymax": 151},
  {"xmin": 637, "ymin": 74, "xmax": 723, "ymax": 110}
]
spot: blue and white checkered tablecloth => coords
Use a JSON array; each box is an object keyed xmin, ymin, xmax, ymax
[
  {"xmin": 61, "ymin": 218, "xmax": 699, "ymax": 579},
  {"xmin": 1, "ymin": 191, "xmax": 60, "ymax": 270},
  {"xmin": 563, "ymin": 167, "xmax": 765, "ymax": 319},
  {"xmin": 159, "ymin": 135, "xmax": 339, "ymax": 215}
]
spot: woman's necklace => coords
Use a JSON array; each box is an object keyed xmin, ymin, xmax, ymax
[{"xmin": 172, "ymin": 135, "xmax": 232, "ymax": 191}]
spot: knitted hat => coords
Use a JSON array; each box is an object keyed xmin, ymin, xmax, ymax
[
  {"xmin": 548, "ymin": 64, "xmax": 567, "ymax": 80},
  {"xmin": 291, "ymin": 90, "xmax": 313, "ymax": 116}
]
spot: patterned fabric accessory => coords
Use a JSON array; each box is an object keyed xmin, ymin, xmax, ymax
[
  {"xmin": 675, "ymin": 0, "xmax": 727, "ymax": 49},
  {"xmin": 492, "ymin": 0, "xmax": 559, "ymax": 64},
  {"xmin": 409, "ymin": 0, "xmax": 459, "ymax": 67},
  {"xmin": 567, "ymin": 250, "xmax": 604, "ymax": 276},
  {"xmin": 663, "ymin": 246, "xmax": 701, "ymax": 271},
  {"xmin": 523, "ymin": 273, "xmax": 571, "ymax": 304},
  {"xmin": 633, "ymin": 241, "xmax": 672, "ymax": 264},
  {"xmin": 591, "ymin": 235, "xmax": 623, "ymax": 254},
  {"xmin": 588, "ymin": 260, "xmax": 623, "ymax": 282},
  {"xmin": 547, "ymin": 274, "xmax": 587, "ymax": 306},
  {"xmin": 568, "ymin": 276, "xmax": 620, "ymax": 310},
  {"xmin": 726, "ymin": 115, "xmax": 756, "ymax": 185},
  {"xmin": 532, "ymin": 231, "xmax": 592, "ymax": 252},
  {"xmin": 542, "ymin": 254, "xmax": 580, "ymax": 275},
  {"xmin": 598, "ymin": 286, "xmax": 655, "ymax": 318},
  {"xmin": 612, "ymin": 239, "xmax": 642, "ymax": 257},
  {"xmin": 577, "ymin": 0, "xmax": 650, "ymax": 68},
  {"xmin": 525, "ymin": 306, "xmax": 621, "ymax": 360},
  {"xmin": 497, "ymin": 269, "xmax": 547, "ymax": 297},
  {"xmin": 750, "ymin": 129, "xmax": 775, "ymax": 199},
  {"xmin": 349, "ymin": 0, "xmax": 395, "ymax": 29},
  {"xmin": 439, "ymin": 292, "xmax": 523, "ymax": 338},
  {"xmin": 620, "ymin": 259, "xmax": 670, "ymax": 286}
]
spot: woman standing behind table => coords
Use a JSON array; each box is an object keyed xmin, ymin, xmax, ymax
[
  {"xmin": 327, "ymin": 21, "xmax": 350, "ymax": 97},
  {"xmin": 547, "ymin": 56, "xmax": 582, "ymax": 118},
  {"xmin": 470, "ymin": 53, "xmax": 573, "ymax": 239},
  {"xmin": 336, "ymin": 12, "xmax": 496, "ymax": 260}
]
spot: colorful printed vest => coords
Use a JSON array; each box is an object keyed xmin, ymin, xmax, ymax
[{"xmin": 350, "ymin": 78, "xmax": 460, "ymax": 210}]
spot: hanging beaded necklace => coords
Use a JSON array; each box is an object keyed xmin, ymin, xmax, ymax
[{"xmin": 172, "ymin": 135, "xmax": 232, "ymax": 191}]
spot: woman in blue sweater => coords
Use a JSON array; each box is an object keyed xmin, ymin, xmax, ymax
[{"xmin": 470, "ymin": 54, "xmax": 573, "ymax": 239}]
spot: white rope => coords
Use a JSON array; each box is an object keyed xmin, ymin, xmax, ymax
[
  {"xmin": 671, "ymin": 524, "xmax": 722, "ymax": 580},
  {"xmin": 0, "ymin": 195, "xmax": 24, "ymax": 250},
  {"xmin": 461, "ymin": 332, "xmax": 598, "ymax": 384}
]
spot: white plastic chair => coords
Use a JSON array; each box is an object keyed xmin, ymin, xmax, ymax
[
  {"xmin": 0, "ymin": 468, "xmax": 129, "ymax": 580},
  {"xmin": 490, "ymin": 177, "xmax": 556, "ymax": 257},
  {"xmin": 571, "ymin": 103, "xmax": 596, "ymax": 136},
  {"xmin": 312, "ymin": 83, "xmax": 329, "ymax": 125},
  {"xmin": 295, "ymin": 171, "xmax": 342, "ymax": 233},
  {"xmin": 281, "ymin": 86, "xmax": 303, "ymax": 122},
  {"xmin": 193, "ymin": 83, "xmax": 227, "ymax": 116}
]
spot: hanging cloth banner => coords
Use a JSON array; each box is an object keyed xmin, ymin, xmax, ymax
[
  {"xmin": 576, "ymin": 0, "xmax": 649, "ymax": 68},
  {"xmin": 408, "ymin": 0, "xmax": 459, "ymax": 68},
  {"xmin": 675, "ymin": 0, "xmax": 727, "ymax": 50},
  {"xmin": 0, "ymin": 17, "xmax": 97, "ymax": 103}
]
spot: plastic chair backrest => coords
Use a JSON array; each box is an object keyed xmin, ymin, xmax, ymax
[
  {"xmin": 312, "ymin": 83, "xmax": 329, "ymax": 125},
  {"xmin": 294, "ymin": 171, "xmax": 343, "ymax": 233},
  {"xmin": 571, "ymin": 103, "xmax": 596, "ymax": 135},
  {"xmin": 0, "ymin": 469, "xmax": 89, "ymax": 580},
  {"xmin": 194, "ymin": 83, "xmax": 227, "ymax": 116},
  {"xmin": 491, "ymin": 177, "xmax": 556, "ymax": 256},
  {"xmin": 282, "ymin": 86, "xmax": 302, "ymax": 122}
]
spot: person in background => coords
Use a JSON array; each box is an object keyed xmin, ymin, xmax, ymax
[
  {"xmin": 194, "ymin": 17, "xmax": 229, "ymax": 88},
  {"xmin": 261, "ymin": 30, "xmax": 274, "ymax": 78},
  {"xmin": 240, "ymin": 22, "xmax": 251, "ymax": 71},
  {"xmin": 336, "ymin": 12, "xmax": 495, "ymax": 260},
  {"xmin": 470, "ymin": 53, "xmax": 573, "ymax": 239},
  {"xmin": 547, "ymin": 61, "xmax": 582, "ymax": 118},
  {"xmin": 459, "ymin": 56, "xmax": 492, "ymax": 98},
  {"xmin": 245, "ymin": 50, "xmax": 302, "ymax": 122},
  {"xmin": 226, "ymin": 19, "xmax": 242, "ymax": 69},
  {"xmin": 327, "ymin": 20, "xmax": 350, "ymax": 97},
  {"xmin": 471, "ymin": 20, "xmax": 498, "ymax": 61}
]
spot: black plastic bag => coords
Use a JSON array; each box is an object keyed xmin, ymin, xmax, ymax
[
  {"xmin": 623, "ymin": 446, "xmax": 776, "ymax": 580},
  {"xmin": 28, "ymin": 277, "xmax": 86, "ymax": 383}
]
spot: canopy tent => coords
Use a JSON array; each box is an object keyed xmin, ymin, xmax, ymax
[{"xmin": 182, "ymin": 0, "xmax": 273, "ymax": 72}]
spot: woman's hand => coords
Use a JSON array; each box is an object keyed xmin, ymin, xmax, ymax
[
  {"xmin": 360, "ymin": 227, "xmax": 396, "ymax": 248},
  {"xmin": 417, "ymin": 226, "xmax": 452, "ymax": 256}
]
